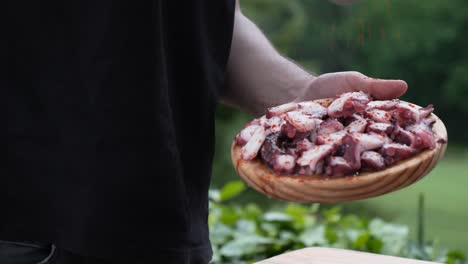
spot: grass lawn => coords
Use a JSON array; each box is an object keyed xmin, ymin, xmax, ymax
[{"xmin": 347, "ymin": 153, "xmax": 468, "ymax": 254}]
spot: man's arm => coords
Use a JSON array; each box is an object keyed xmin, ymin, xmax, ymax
[
  {"xmin": 223, "ymin": 0, "xmax": 408, "ymax": 116},
  {"xmin": 223, "ymin": 1, "xmax": 312, "ymax": 115}
]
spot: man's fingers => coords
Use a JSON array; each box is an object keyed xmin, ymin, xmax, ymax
[
  {"xmin": 307, "ymin": 71, "xmax": 408, "ymax": 101},
  {"xmin": 346, "ymin": 72, "xmax": 408, "ymax": 100},
  {"xmin": 362, "ymin": 78, "xmax": 408, "ymax": 100}
]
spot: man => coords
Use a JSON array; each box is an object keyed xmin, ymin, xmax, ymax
[{"xmin": 4, "ymin": 0, "xmax": 407, "ymax": 263}]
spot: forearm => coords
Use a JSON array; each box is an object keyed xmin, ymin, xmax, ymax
[
  {"xmin": 223, "ymin": 6, "xmax": 314, "ymax": 115},
  {"xmin": 223, "ymin": 2, "xmax": 407, "ymax": 115}
]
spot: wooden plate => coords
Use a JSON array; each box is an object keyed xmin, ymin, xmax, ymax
[{"xmin": 231, "ymin": 99, "xmax": 448, "ymax": 203}]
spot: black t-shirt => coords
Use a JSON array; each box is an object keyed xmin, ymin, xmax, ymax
[{"xmin": 4, "ymin": 1, "xmax": 235, "ymax": 263}]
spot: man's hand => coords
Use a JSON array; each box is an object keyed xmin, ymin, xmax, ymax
[
  {"xmin": 296, "ymin": 71, "xmax": 408, "ymax": 102},
  {"xmin": 224, "ymin": 1, "xmax": 408, "ymax": 116}
]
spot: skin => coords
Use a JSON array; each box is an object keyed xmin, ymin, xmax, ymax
[{"xmin": 223, "ymin": 0, "xmax": 408, "ymax": 116}]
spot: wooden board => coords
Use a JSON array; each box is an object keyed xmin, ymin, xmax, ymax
[{"xmin": 256, "ymin": 247, "xmax": 438, "ymax": 264}]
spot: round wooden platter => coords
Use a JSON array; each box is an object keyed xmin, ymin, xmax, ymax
[{"xmin": 231, "ymin": 99, "xmax": 448, "ymax": 203}]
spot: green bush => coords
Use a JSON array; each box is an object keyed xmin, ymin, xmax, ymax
[
  {"xmin": 209, "ymin": 181, "xmax": 467, "ymax": 264},
  {"xmin": 240, "ymin": 0, "xmax": 468, "ymax": 143}
]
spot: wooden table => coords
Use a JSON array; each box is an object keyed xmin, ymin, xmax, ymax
[{"xmin": 257, "ymin": 247, "xmax": 439, "ymax": 264}]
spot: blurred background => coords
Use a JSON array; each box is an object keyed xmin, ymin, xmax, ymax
[{"xmin": 211, "ymin": 0, "xmax": 468, "ymax": 260}]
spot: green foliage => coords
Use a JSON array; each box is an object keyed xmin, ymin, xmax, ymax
[
  {"xmin": 446, "ymin": 251, "xmax": 467, "ymax": 264},
  {"xmin": 239, "ymin": 0, "xmax": 468, "ymax": 143},
  {"xmin": 209, "ymin": 181, "xmax": 467, "ymax": 264},
  {"xmin": 219, "ymin": 181, "xmax": 246, "ymax": 202},
  {"xmin": 241, "ymin": 0, "xmax": 306, "ymax": 54},
  {"xmin": 331, "ymin": 0, "xmax": 468, "ymax": 129}
]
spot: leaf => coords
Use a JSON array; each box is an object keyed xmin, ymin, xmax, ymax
[
  {"xmin": 446, "ymin": 250, "xmax": 466, "ymax": 264},
  {"xmin": 302, "ymin": 216, "xmax": 318, "ymax": 230},
  {"xmin": 263, "ymin": 212, "xmax": 293, "ymax": 222},
  {"xmin": 220, "ymin": 206, "xmax": 241, "ymax": 225},
  {"xmin": 260, "ymin": 222, "xmax": 279, "ymax": 237},
  {"xmin": 236, "ymin": 219, "xmax": 257, "ymax": 234},
  {"xmin": 447, "ymin": 250, "xmax": 466, "ymax": 260},
  {"xmin": 325, "ymin": 225, "xmax": 339, "ymax": 244},
  {"xmin": 245, "ymin": 203, "xmax": 263, "ymax": 220},
  {"xmin": 339, "ymin": 215, "xmax": 366, "ymax": 229},
  {"xmin": 208, "ymin": 213, "xmax": 216, "ymax": 228},
  {"xmin": 279, "ymin": 230, "xmax": 295, "ymax": 243},
  {"xmin": 309, "ymin": 203, "xmax": 320, "ymax": 214},
  {"xmin": 323, "ymin": 207, "xmax": 342, "ymax": 223},
  {"xmin": 349, "ymin": 230, "xmax": 383, "ymax": 253},
  {"xmin": 345, "ymin": 229, "xmax": 361, "ymax": 244},
  {"xmin": 210, "ymin": 245, "xmax": 221, "ymax": 263},
  {"xmin": 210, "ymin": 223, "xmax": 234, "ymax": 244},
  {"xmin": 299, "ymin": 225, "xmax": 327, "ymax": 246},
  {"xmin": 367, "ymin": 236, "xmax": 384, "ymax": 253},
  {"xmin": 353, "ymin": 232, "xmax": 370, "ymax": 249},
  {"xmin": 285, "ymin": 204, "xmax": 307, "ymax": 227},
  {"xmin": 369, "ymin": 218, "xmax": 409, "ymax": 255},
  {"xmin": 220, "ymin": 234, "xmax": 273, "ymax": 257},
  {"xmin": 220, "ymin": 181, "xmax": 246, "ymax": 201},
  {"xmin": 406, "ymin": 241, "xmax": 431, "ymax": 261},
  {"xmin": 208, "ymin": 189, "xmax": 221, "ymax": 202},
  {"xmin": 285, "ymin": 203, "xmax": 308, "ymax": 218}
]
